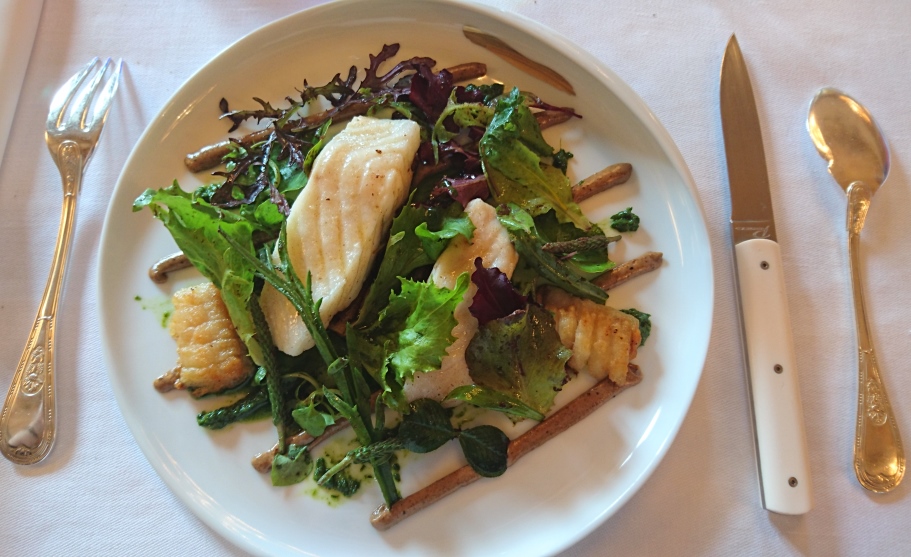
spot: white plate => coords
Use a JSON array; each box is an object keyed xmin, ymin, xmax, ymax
[{"xmin": 98, "ymin": 1, "xmax": 713, "ymax": 555}]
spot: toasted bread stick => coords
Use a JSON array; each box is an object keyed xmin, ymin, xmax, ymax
[
  {"xmin": 595, "ymin": 251, "xmax": 663, "ymax": 291},
  {"xmin": 571, "ymin": 162, "xmax": 633, "ymax": 203},
  {"xmin": 370, "ymin": 365, "xmax": 642, "ymax": 531}
]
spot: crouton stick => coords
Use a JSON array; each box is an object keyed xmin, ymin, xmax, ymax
[
  {"xmin": 149, "ymin": 252, "xmax": 191, "ymax": 283},
  {"xmin": 185, "ymin": 62, "xmax": 489, "ymax": 173},
  {"xmin": 595, "ymin": 251, "xmax": 663, "ymax": 291},
  {"xmin": 370, "ymin": 365, "xmax": 642, "ymax": 531},
  {"xmin": 251, "ymin": 419, "xmax": 351, "ymax": 473},
  {"xmin": 571, "ymin": 162, "xmax": 633, "ymax": 203},
  {"xmin": 534, "ymin": 109, "xmax": 574, "ymax": 130}
]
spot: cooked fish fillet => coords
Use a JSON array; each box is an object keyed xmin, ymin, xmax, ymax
[
  {"xmin": 404, "ymin": 199, "xmax": 519, "ymax": 402},
  {"xmin": 542, "ymin": 287, "xmax": 641, "ymax": 386},
  {"xmin": 260, "ymin": 116, "xmax": 421, "ymax": 356},
  {"xmin": 168, "ymin": 282, "xmax": 254, "ymax": 398}
]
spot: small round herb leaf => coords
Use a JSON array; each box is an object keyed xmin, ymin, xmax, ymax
[
  {"xmin": 270, "ymin": 444, "xmax": 313, "ymax": 487},
  {"xmin": 399, "ymin": 399, "xmax": 456, "ymax": 453},
  {"xmin": 458, "ymin": 425, "xmax": 509, "ymax": 478},
  {"xmin": 291, "ymin": 402, "xmax": 335, "ymax": 437}
]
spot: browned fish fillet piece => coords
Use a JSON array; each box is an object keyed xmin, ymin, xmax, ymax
[
  {"xmin": 370, "ymin": 365, "xmax": 642, "ymax": 531},
  {"xmin": 165, "ymin": 282, "xmax": 254, "ymax": 398},
  {"xmin": 595, "ymin": 251, "xmax": 663, "ymax": 291},
  {"xmin": 571, "ymin": 162, "xmax": 633, "ymax": 202},
  {"xmin": 184, "ymin": 62, "xmax": 488, "ymax": 173},
  {"xmin": 542, "ymin": 287, "xmax": 640, "ymax": 386}
]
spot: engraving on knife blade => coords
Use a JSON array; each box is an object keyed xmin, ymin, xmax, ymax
[{"xmin": 732, "ymin": 220, "xmax": 772, "ymax": 239}]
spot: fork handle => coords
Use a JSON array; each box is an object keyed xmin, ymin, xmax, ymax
[{"xmin": 0, "ymin": 141, "xmax": 83, "ymax": 464}]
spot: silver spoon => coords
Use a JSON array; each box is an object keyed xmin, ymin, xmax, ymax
[{"xmin": 807, "ymin": 88, "xmax": 904, "ymax": 492}]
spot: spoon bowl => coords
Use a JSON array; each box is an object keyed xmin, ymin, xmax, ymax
[
  {"xmin": 808, "ymin": 87, "xmax": 889, "ymax": 194},
  {"xmin": 807, "ymin": 88, "xmax": 904, "ymax": 493}
]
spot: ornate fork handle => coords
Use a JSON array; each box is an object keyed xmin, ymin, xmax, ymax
[
  {"xmin": 0, "ymin": 142, "xmax": 83, "ymax": 464},
  {"xmin": 847, "ymin": 182, "xmax": 905, "ymax": 492}
]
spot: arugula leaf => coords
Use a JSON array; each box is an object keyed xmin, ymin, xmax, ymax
[
  {"xmin": 445, "ymin": 385, "xmax": 544, "ymax": 421},
  {"xmin": 480, "ymin": 89, "xmax": 589, "ymax": 228},
  {"xmin": 431, "ymin": 91, "xmax": 495, "ymax": 150},
  {"xmin": 354, "ymin": 203, "xmax": 438, "ymax": 328},
  {"xmin": 610, "ymin": 207, "xmax": 640, "ymax": 232},
  {"xmin": 621, "ymin": 308, "xmax": 652, "ymax": 346},
  {"xmin": 465, "ymin": 304, "xmax": 571, "ymax": 415},
  {"xmin": 134, "ymin": 182, "xmax": 263, "ymax": 365}
]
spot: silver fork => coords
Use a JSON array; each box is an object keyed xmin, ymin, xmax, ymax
[{"xmin": 0, "ymin": 58, "xmax": 121, "ymax": 465}]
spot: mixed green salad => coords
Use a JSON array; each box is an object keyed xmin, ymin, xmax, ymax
[{"xmin": 133, "ymin": 44, "xmax": 647, "ymax": 511}]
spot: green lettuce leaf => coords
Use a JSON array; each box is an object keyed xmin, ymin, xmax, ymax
[
  {"xmin": 350, "ymin": 274, "xmax": 469, "ymax": 409},
  {"xmin": 133, "ymin": 182, "xmax": 263, "ymax": 364},
  {"xmin": 356, "ymin": 202, "xmax": 471, "ymax": 328},
  {"xmin": 465, "ymin": 304, "xmax": 571, "ymax": 415},
  {"xmin": 414, "ymin": 206, "xmax": 475, "ymax": 261},
  {"xmin": 480, "ymin": 89, "xmax": 589, "ymax": 229}
]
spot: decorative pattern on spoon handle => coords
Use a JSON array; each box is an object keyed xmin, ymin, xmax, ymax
[{"xmin": 847, "ymin": 182, "xmax": 905, "ymax": 492}]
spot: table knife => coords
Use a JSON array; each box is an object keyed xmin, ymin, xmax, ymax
[{"xmin": 719, "ymin": 34, "xmax": 812, "ymax": 515}]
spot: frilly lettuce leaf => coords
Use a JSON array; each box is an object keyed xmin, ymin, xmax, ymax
[{"xmin": 349, "ymin": 273, "xmax": 469, "ymax": 410}]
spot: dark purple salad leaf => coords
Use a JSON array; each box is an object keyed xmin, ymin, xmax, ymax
[
  {"xmin": 430, "ymin": 175, "xmax": 489, "ymax": 207},
  {"xmin": 409, "ymin": 66, "xmax": 453, "ymax": 121},
  {"xmin": 469, "ymin": 257, "xmax": 527, "ymax": 325}
]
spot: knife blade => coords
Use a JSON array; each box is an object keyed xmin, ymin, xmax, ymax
[{"xmin": 720, "ymin": 34, "xmax": 812, "ymax": 515}]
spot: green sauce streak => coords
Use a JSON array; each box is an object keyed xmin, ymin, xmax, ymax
[{"xmin": 133, "ymin": 294, "xmax": 174, "ymax": 328}]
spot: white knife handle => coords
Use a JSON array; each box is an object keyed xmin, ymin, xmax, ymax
[{"xmin": 734, "ymin": 238, "xmax": 812, "ymax": 514}]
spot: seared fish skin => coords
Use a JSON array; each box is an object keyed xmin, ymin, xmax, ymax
[
  {"xmin": 542, "ymin": 287, "xmax": 641, "ymax": 386},
  {"xmin": 260, "ymin": 116, "xmax": 421, "ymax": 356},
  {"xmin": 404, "ymin": 199, "xmax": 519, "ymax": 402},
  {"xmin": 169, "ymin": 282, "xmax": 255, "ymax": 397}
]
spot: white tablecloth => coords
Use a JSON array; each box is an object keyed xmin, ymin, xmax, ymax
[{"xmin": 2, "ymin": 1, "xmax": 910, "ymax": 555}]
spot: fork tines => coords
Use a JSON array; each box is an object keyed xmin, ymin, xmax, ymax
[{"xmin": 48, "ymin": 58, "xmax": 122, "ymax": 133}]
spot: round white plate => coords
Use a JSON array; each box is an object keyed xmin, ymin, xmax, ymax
[{"xmin": 98, "ymin": 1, "xmax": 713, "ymax": 555}]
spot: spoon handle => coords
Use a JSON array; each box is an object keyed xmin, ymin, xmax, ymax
[{"xmin": 847, "ymin": 182, "xmax": 905, "ymax": 492}]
